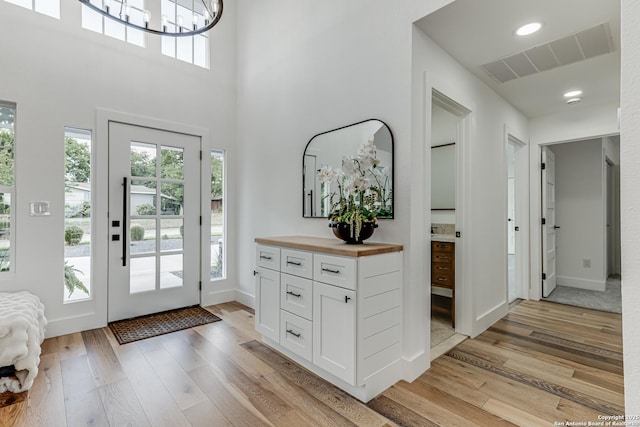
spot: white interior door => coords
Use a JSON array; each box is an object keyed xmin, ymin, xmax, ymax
[
  {"xmin": 542, "ymin": 146, "xmax": 557, "ymax": 297},
  {"xmin": 108, "ymin": 122, "xmax": 201, "ymax": 321}
]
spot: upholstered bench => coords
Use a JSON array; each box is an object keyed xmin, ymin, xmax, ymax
[{"xmin": 0, "ymin": 291, "xmax": 47, "ymax": 393}]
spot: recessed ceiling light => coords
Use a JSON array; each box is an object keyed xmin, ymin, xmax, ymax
[
  {"xmin": 564, "ymin": 90, "xmax": 583, "ymax": 98},
  {"xmin": 566, "ymin": 97, "xmax": 582, "ymax": 105},
  {"xmin": 516, "ymin": 22, "xmax": 542, "ymax": 36}
]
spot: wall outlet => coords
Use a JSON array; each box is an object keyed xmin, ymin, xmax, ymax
[{"xmin": 583, "ymin": 258, "xmax": 591, "ymax": 268}]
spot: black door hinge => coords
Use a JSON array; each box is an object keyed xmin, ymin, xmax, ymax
[
  {"xmin": 199, "ymin": 215, "xmax": 202, "ymax": 226},
  {"xmin": 542, "ymin": 273, "xmax": 547, "ymax": 280},
  {"xmin": 200, "ymin": 150, "xmax": 202, "ymax": 160},
  {"xmin": 542, "ymin": 218, "xmax": 546, "ymax": 225},
  {"xmin": 199, "ymin": 281, "xmax": 202, "ymax": 290},
  {"xmin": 541, "ymin": 162, "xmax": 546, "ymax": 170}
]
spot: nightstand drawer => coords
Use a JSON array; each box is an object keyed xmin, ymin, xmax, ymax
[
  {"xmin": 281, "ymin": 249, "xmax": 313, "ymax": 279},
  {"xmin": 281, "ymin": 273, "xmax": 313, "ymax": 320},
  {"xmin": 280, "ymin": 310, "xmax": 312, "ymax": 361}
]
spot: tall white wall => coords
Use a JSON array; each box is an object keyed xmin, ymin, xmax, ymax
[
  {"xmin": 236, "ymin": 0, "xmax": 455, "ymax": 380},
  {"xmin": 0, "ymin": 1, "xmax": 237, "ymax": 336},
  {"xmin": 550, "ymin": 139, "xmax": 606, "ymax": 290},
  {"xmin": 621, "ymin": 0, "xmax": 640, "ymax": 413},
  {"xmin": 412, "ymin": 27, "xmax": 529, "ymax": 337}
]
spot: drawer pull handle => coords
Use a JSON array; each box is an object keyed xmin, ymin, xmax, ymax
[
  {"xmin": 438, "ymin": 277, "xmax": 447, "ymax": 281},
  {"xmin": 437, "ymin": 266, "xmax": 447, "ymax": 270},
  {"xmin": 286, "ymin": 291, "xmax": 301, "ymax": 298},
  {"xmin": 437, "ymin": 256, "xmax": 449, "ymax": 260},
  {"xmin": 287, "ymin": 260, "xmax": 302, "ymax": 266},
  {"xmin": 345, "ymin": 296, "xmax": 351, "ymax": 303},
  {"xmin": 286, "ymin": 329, "xmax": 301, "ymax": 338},
  {"xmin": 322, "ymin": 267, "xmax": 340, "ymax": 274},
  {"xmin": 436, "ymin": 245, "xmax": 448, "ymax": 248},
  {"xmin": 260, "ymin": 255, "xmax": 272, "ymax": 260}
]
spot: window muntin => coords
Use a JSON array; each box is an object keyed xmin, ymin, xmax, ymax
[
  {"xmin": 0, "ymin": 104, "xmax": 15, "ymax": 275},
  {"xmin": 81, "ymin": 0, "xmax": 145, "ymax": 47},
  {"xmin": 64, "ymin": 127, "xmax": 93, "ymax": 302},
  {"xmin": 161, "ymin": 0, "xmax": 209, "ymax": 68},
  {"xmin": 3, "ymin": 0, "xmax": 60, "ymax": 18}
]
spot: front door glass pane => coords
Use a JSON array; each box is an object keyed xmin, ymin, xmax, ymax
[
  {"xmin": 160, "ymin": 254, "xmax": 183, "ymax": 289},
  {"xmin": 161, "ymin": 146, "xmax": 184, "ymax": 179},
  {"xmin": 130, "ymin": 257, "xmax": 156, "ymax": 293},
  {"xmin": 161, "ymin": 219, "xmax": 183, "ymax": 251},
  {"xmin": 131, "ymin": 142, "xmax": 157, "ymax": 178}
]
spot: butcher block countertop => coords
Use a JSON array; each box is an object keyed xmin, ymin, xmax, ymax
[{"xmin": 254, "ymin": 235, "xmax": 403, "ymax": 257}]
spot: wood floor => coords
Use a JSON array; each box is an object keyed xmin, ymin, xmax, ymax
[{"xmin": 0, "ymin": 300, "xmax": 623, "ymax": 427}]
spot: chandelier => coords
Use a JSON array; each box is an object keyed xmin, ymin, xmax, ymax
[{"xmin": 78, "ymin": 0, "xmax": 223, "ymax": 37}]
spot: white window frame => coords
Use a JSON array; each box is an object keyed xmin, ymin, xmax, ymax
[
  {"xmin": 63, "ymin": 127, "xmax": 94, "ymax": 303},
  {"xmin": 2, "ymin": 0, "xmax": 60, "ymax": 18},
  {"xmin": 210, "ymin": 149, "xmax": 225, "ymax": 281},
  {"xmin": 0, "ymin": 102, "xmax": 16, "ymax": 276},
  {"xmin": 161, "ymin": 0, "xmax": 210, "ymax": 68},
  {"xmin": 81, "ymin": 0, "xmax": 146, "ymax": 47}
]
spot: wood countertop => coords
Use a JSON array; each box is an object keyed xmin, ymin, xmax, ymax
[{"xmin": 255, "ymin": 235, "xmax": 403, "ymax": 257}]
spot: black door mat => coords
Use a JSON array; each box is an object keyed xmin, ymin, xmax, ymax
[{"xmin": 108, "ymin": 305, "xmax": 221, "ymax": 345}]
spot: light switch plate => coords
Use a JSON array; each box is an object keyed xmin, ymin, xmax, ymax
[{"xmin": 30, "ymin": 201, "xmax": 51, "ymax": 216}]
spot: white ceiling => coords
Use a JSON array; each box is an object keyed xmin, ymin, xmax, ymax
[{"xmin": 415, "ymin": 0, "xmax": 621, "ymax": 118}]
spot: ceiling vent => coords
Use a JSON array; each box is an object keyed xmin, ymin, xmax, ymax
[{"xmin": 481, "ymin": 23, "xmax": 615, "ymax": 83}]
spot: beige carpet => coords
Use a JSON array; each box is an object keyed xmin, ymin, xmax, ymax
[{"xmin": 431, "ymin": 316, "xmax": 456, "ymax": 348}]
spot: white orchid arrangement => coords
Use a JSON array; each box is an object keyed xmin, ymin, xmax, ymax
[{"xmin": 317, "ymin": 138, "xmax": 392, "ymax": 240}]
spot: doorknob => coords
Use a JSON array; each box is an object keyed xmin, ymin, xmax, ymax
[
  {"xmin": 554, "ymin": 225, "xmax": 560, "ymax": 229},
  {"xmin": 515, "ymin": 226, "xmax": 519, "ymax": 231}
]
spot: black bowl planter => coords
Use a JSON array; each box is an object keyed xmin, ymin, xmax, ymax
[{"xmin": 329, "ymin": 221, "xmax": 378, "ymax": 244}]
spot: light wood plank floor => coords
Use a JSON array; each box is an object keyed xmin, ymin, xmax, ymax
[{"xmin": 1, "ymin": 300, "xmax": 623, "ymax": 427}]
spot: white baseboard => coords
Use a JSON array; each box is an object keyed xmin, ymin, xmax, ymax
[
  {"xmin": 235, "ymin": 289, "xmax": 255, "ymax": 309},
  {"xmin": 473, "ymin": 301, "xmax": 509, "ymax": 338},
  {"xmin": 201, "ymin": 288, "xmax": 236, "ymax": 307},
  {"xmin": 557, "ymin": 276, "xmax": 606, "ymax": 292},
  {"xmin": 401, "ymin": 349, "xmax": 430, "ymax": 383},
  {"xmin": 46, "ymin": 313, "xmax": 106, "ymax": 338}
]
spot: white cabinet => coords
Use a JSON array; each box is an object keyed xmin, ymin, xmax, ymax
[
  {"xmin": 254, "ymin": 236, "xmax": 403, "ymax": 402},
  {"xmin": 254, "ymin": 266, "xmax": 280, "ymax": 342},
  {"xmin": 313, "ymin": 281, "xmax": 356, "ymax": 384}
]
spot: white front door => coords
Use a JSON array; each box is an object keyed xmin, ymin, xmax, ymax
[
  {"xmin": 542, "ymin": 146, "xmax": 557, "ymax": 297},
  {"xmin": 108, "ymin": 122, "xmax": 201, "ymax": 321}
]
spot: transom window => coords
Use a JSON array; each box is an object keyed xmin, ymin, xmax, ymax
[
  {"xmin": 2, "ymin": 0, "xmax": 59, "ymax": 18},
  {"xmin": 161, "ymin": 0, "xmax": 209, "ymax": 68},
  {"xmin": 81, "ymin": 0, "xmax": 146, "ymax": 47}
]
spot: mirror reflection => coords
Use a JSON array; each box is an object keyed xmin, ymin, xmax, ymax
[{"xmin": 303, "ymin": 119, "xmax": 393, "ymax": 218}]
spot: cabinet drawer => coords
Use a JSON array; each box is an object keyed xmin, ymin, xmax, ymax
[
  {"xmin": 281, "ymin": 249, "xmax": 313, "ymax": 279},
  {"xmin": 280, "ymin": 310, "xmax": 312, "ymax": 361},
  {"xmin": 313, "ymin": 254, "xmax": 357, "ymax": 290},
  {"xmin": 256, "ymin": 245, "xmax": 280, "ymax": 270},
  {"xmin": 432, "ymin": 263, "xmax": 454, "ymax": 274},
  {"xmin": 431, "ymin": 273, "xmax": 454, "ymax": 288},
  {"xmin": 432, "ymin": 252, "xmax": 454, "ymax": 263},
  {"xmin": 280, "ymin": 273, "xmax": 313, "ymax": 320},
  {"xmin": 432, "ymin": 241, "xmax": 454, "ymax": 252}
]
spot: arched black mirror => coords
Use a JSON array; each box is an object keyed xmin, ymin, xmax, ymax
[{"xmin": 302, "ymin": 119, "xmax": 394, "ymax": 218}]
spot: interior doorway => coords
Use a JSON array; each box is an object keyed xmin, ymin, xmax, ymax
[
  {"xmin": 540, "ymin": 136, "xmax": 621, "ymax": 313},
  {"xmin": 429, "ymin": 90, "xmax": 470, "ymax": 354},
  {"xmin": 507, "ymin": 135, "xmax": 528, "ymax": 303}
]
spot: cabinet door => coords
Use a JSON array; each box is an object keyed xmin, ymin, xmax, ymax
[
  {"xmin": 255, "ymin": 267, "xmax": 280, "ymax": 342},
  {"xmin": 313, "ymin": 281, "xmax": 356, "ymax": 385}
]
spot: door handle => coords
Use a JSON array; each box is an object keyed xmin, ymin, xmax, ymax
[
  {"xmin": 515, "ymin": 226, "xmax": 520, "ymax": 231},
  {"xmin": 122, "ymin": 177, "xmax": 128, "ymax": 267},
  {"xmin": 554, "ymin": 225, "xmax": 560, "ymax": 229}
]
